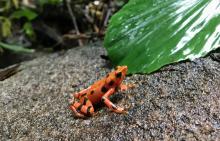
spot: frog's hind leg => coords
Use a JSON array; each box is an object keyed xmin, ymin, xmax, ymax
[
  {"xmin": 79, "ymin": 96, "xmax": 95, "ymax": 116},
  {"xmin": 73, "ymin": 86, "xmax": 91, "ymax": 99},
  {"xmin": 70, "ymin": 96, "xmax": 95, "ymax": 118}
]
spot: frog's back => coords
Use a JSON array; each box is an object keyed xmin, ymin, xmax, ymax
[{"xmin": 87, "ymin": 78, "xmax": 107, "ymax": 103}]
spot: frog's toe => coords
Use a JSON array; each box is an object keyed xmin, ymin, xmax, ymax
[{"xmin": 70, "ymin": 105, "xmax": 85, "ymax": 118}]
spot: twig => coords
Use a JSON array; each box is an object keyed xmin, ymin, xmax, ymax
[
  {"xmin": 104, "ymin": 0, "xmax": 112, "ymax": 27},
  {"xmin": 32, "ymin": 21, "xmax": 63, "ymax": 47},
  {"xmin": 65, "ymin": 0, "xmax": 83, "ymax": 46},
  {"xmin": 0, "ymin": 64, "xmax": 21, "ymax": 81},
  {"xmin": 83, "ymin": 9, "xmax": 99, "ymax": 33},
  {"xmin": 104, "ymin": 9, "xmax": 111, "ymax": 27},
  {"xmin": 63, "ymin": 33, "xmax": 90, "ymax": 40}
]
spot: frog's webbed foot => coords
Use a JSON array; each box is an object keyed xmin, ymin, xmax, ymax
[{"xmin": 70, "ymin": 105, "xmax": 86, "ymax": 118}]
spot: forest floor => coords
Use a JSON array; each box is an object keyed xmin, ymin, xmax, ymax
[{"xmin": 0, "ymin": 43, "xmax": 220, "ymax": 140}]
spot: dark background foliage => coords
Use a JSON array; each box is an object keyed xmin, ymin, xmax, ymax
[{"xmin": 0, "ymin": 0, "xmax": 127, "ymax": 68}]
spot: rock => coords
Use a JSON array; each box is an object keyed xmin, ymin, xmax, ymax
[{"xmin": 0, "ymin": 45, "xmax": 220, "ymax": 140}]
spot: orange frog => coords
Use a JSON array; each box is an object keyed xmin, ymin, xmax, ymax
[{"xmin": 70, "ymin": 66, "xmax": 130, "ymax": 118}]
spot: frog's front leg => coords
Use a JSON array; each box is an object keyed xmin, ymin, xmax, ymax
[{"xmin": 101, "ymin": 88, "xmax": 126, "ymax": 114}]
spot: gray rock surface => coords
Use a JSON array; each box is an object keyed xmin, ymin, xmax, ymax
[{"xmin": 0, "ymin": 45, "xmax": 220, "ymax": 140}]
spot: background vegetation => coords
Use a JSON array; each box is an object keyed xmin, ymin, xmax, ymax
[
  {"xmin": 0, "ymin": 0, "xmax": 126, "ymax": 67},
  {"xmin": 1, "ymin": 0, "xmax": 219, "ymax": 74}
]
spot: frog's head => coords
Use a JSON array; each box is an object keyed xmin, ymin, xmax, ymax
[
  {"xmin": 105, "ymin": 66, "xmax": 128, "ymax": 88},
  {"xmin": 113, "ymin": 66, "xmax": 128, "ymax": 85},
  {"xmin": 115, "ymin": 66, "xmax": 127, "ymax": 78}
]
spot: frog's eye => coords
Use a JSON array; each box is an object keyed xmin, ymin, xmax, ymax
[{"xmin": 116, "ymin": 72, "xmax": 122, "ymax": 78}]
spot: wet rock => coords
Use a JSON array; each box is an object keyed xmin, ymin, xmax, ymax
[{"xmin": 0, "ymin": 45, "xmax": 220, "ymax": 140}]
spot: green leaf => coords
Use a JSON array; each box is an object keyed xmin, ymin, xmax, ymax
[
  {"xmin": 12, "ymin": 0, "xmax": 19, "ymax": 9},
  {"xmin": 23, "ymin": 22, "xmax": 34, "ymax": 37},
  {"xmin": 1, "ymin": 17, "xmax": 12, "ymax": 37},
  {"xmin": 0, "ymin": 42, "xmax": 35, "ymax": 53},
  {"xmin": 38, "ymin": 0, "xmax": 63, "ymax": 6},
  {"xmin": 10, "ymin": 8, "xmax": 38, "ymax": 21},
  {"xmin": 104, "ymin": 0, "xmax": 220, "ymax": 74}
]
